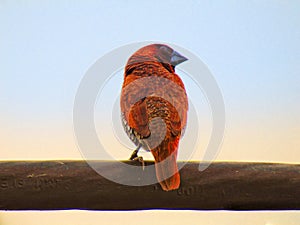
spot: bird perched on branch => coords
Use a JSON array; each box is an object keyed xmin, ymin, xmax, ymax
[{"xmin": 120, "ymin": 44, "xmax": 188, "ymax": 191}]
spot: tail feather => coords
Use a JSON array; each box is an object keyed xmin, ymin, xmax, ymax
[
  {"xmin": 154, "ymin": 156, "xmax": 180, "ymax": 191},
  {"xmin": 151, "ymin": 138, "xmax": 180, "ymax": 191}
]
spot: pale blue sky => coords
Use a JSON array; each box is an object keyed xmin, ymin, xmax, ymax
[{"xmin": 1, "ymin": 1, "xmax": 299, "ymax": 161}]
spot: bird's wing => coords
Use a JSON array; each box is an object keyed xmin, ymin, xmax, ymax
[
  {"xmin": 169, "ymin": 105, "xmax": 182, "ymax": 137},
  {"xmin": 127, "ymin": 98, "xmax": 151, "ymax": 138},
  {"xmin": 169, "ymin": 96, "xmax": 188, "ymax": 137}
]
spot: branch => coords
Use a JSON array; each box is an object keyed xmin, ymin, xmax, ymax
[{"xmin": 0, "ymin": 161, "xmax": 299, "ymax": 210}]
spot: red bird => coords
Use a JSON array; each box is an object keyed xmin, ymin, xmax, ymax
[{"xmin": 120, "ymin": 44, "xmax": 188, "ymax": 191}]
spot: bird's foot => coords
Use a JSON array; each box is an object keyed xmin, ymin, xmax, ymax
[
  {"xmin": 129, "ymin": 150, "xmax": 145, "ymax": 171},
  {"xmin": 133, "ymin": 156, "xmax": 145, "ymax": 171}
]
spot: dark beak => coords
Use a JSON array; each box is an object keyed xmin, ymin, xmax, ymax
[{"xmin": 170, "ymin": 50, "xmax": 188, "ymax": 66}]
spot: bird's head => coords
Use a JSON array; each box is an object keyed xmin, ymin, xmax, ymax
[{"xmin": 127, "ymin": 44, "xmax": 188, "ymax": 73}]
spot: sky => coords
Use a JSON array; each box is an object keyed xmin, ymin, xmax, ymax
[
  {"xmin": 1, "ymin": 0, "xmax": 300, "ymax": 223},
  {"xmin": 1, "ymin": 0, "xmax": 299, "ymax": 162}
]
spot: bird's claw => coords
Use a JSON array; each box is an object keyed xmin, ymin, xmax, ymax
[
  {"xmin": 131, "ymin": 156, "xmax": 145, "ymax": 171},
  {"xmin": 129, "ymin": 145, "xmax": 144, "ymax": 170}
]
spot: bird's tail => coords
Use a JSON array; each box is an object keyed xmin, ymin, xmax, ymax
[{"xmin": 151, "ymin": 137, "xmax": 180, "ymax": 191}]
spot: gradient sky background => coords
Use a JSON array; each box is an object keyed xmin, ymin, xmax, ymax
[
  {"xmin": 1, "ymin": 1, "xmax": 300, "ymax": 224},
  {"xmin": 1, "ymin": 0, "xmax": 299, "ymax": 162}
]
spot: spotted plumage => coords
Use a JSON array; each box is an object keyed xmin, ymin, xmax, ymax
[{"xmin": 120, "ymin": 44, "xmax": 188, "ymax": 191}]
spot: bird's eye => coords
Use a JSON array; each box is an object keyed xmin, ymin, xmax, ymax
[{"xmin": 159, "ymin": 46, "xmax": 172, "ymax": 56}]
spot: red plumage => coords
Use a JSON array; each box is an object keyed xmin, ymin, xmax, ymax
[{"xmin": 120, "ymin": 44, "xmax": 188, "ymax": 191}]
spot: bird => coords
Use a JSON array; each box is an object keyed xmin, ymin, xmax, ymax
[{"xmin": 120, "ymin": 44, "xmax": 188, "ymax": 191}]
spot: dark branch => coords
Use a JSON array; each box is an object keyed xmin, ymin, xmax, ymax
[{"xmin": 0, "ymin": 161, "xmax": 299, "ymax": 210}]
